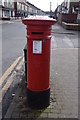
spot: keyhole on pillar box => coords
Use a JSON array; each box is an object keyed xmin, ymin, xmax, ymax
[{"xmin": 43, "ymin": 39, "xmax": 46, "ymax": 43}]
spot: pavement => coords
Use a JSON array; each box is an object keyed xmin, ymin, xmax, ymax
[
  {"xmin": 1, "ymin": 24, "xmax": 79, "ymax": 119},
  {"xmin": 0, "ymin": 19, "xmax": 22, "ymax": 25}
]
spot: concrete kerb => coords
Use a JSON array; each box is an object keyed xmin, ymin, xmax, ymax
[{"xmin": 4, "ymin": 84, "xmax": 23, "ymax": 118}]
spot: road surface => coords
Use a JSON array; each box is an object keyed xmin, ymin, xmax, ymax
[{"xmin": 2, "ymin": 21, "xmax": 26, "ymax": 75}]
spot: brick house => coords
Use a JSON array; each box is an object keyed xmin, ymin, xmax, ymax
[
  {"xmin": 1, "ymin": 0, "xmax": 15, "ymax": 20},
  {"xmin": 57, "ymin": 0, "xmax": 80, "ymax": 24},
  {"xmin": 14, "ymin": 2, "xmax": 29, "ymax": 18}
]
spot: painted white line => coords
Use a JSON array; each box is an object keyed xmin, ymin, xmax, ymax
[{"xmin": 0, "ymin": 56, "xmax": 22, "ymax": 87}]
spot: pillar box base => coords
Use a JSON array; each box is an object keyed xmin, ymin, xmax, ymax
[{"xmin": 27, "ymin": 88, "xmax": 50, "ymax": 109}]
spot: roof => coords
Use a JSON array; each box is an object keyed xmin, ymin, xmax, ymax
[
  {"xmin": 19, "ymin": 2, "xmax": 29, "ymax": 7},
  {"xmin": 26, "ymin": 1, "xmax": 42, "ymax": 11}
]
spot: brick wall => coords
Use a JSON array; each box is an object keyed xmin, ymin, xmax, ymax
[{"xmin": 58, "ymin": 13, "xmax": 77, "ymax": 24}]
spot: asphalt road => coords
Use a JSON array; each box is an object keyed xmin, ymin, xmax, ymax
[{"xmin": 2, "ymin": 21, "xmax": 26, "ymax": 75}]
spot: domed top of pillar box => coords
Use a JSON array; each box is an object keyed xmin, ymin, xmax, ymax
[{"xmin": 22, "ymin": 16, "xmax": 56, "ymax": 26}]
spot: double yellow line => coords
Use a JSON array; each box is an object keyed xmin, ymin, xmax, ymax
[{"xmin": 0, "ymin": 56, "xmax": 24, "ymax": 103}]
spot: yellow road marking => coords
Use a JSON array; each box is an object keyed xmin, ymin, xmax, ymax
[
  {"xmin": 0, "ymin": 56, "xmax": 22, "ymax": 86},
  {"xmin": 16, "ymin": 57, "xmax": 24, "ymax": 71},
  {"xmin": 0, "ymin": 57, "xmax": 24, "ymax": 103},
  {"xmin": 1, "ymin": 73, "xmax": 14, "ymax": 98}
]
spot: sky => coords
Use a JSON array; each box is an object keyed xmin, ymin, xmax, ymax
[
  {"xmin": 1, "ymin": 0, "xmax": 64, "ymax": 11},
  {"xmin": 27, "ymin": 0, "xmax": 64, "ymax": 11}
]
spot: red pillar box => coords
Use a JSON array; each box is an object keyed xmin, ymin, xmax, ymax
[{"xmin": 22, "ymin": 16, "xmax": 56, "ymax": 109}]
